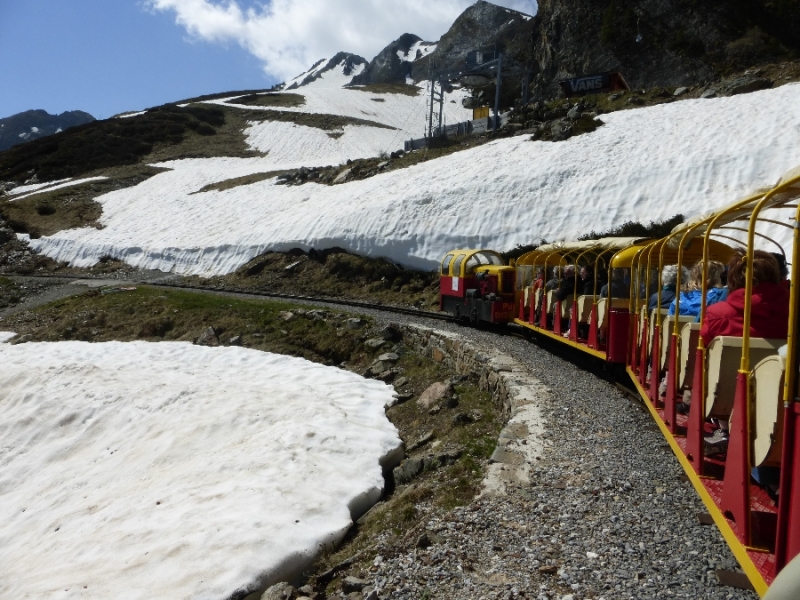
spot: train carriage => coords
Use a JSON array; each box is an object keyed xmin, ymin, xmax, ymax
[{"xmin": 439, "ymin": 166, "xmax": 800, "ymax": 596}]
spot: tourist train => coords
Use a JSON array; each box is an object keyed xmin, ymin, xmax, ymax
[{"xmin": 439, "ymin": 166, "xmax": 800, "ymax": 596}]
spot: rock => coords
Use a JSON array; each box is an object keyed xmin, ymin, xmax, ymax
[
  {"xmin": 377, "ymin": 352, "xmax": 398, "ymax": 363},
  {"xmin": 341, "ymin": 576, "xmax": 368, "ymax": 593},
  {"xmin": 725, "ymin": 76, "xmax": 771, "ymax": 96},
  {"xmin": 393, "ymin": 376, "xmax": 408, "ymax": 388},
  {"xmin": 260, "ymin": 582, "xmax": 296, "ymax": 600},
  {"xmin": 700, "ymin": 89, "xmax": 717, "ymax": 99},
  {"xmin": 346, "ymin": 318, "xmax": 366, "ymax": 330},
  {"xmin": 673, "ymin": 86, "xmax": 689, "ymax": 96},
  {"xmin": 539, "ymin": 565, "xmax": 558, "ymax": 574},
  {"xmin": 333, "ymin": 168, "xmax": 352, "ymax": 184},
  {"xmin": 393, "ymin": 457, "xmax": 423, "ymax": 485},
  {"xmin": 416, "ymin": 531, "xmax": 435, "ymax": 548},
  {"xmin": 195, "ymin": 326, "xmax": 219, "ymax": 347},
  {"xmin": 566, "ymin": 106, "xmax": 581, "ymax": 120},
  {"xmin": 627, "ymin": 96, "xmax": 644, "ymax": 105},
  {"xmin": 228, "ymin": 335, "xmax": 242, "ymax": 346},
  {"xmin": 394, "ymin": 391, "xmax": 413, "ymax": 402},
  {"xmin": 363, "ymin": 590, "xmax": 378, "ymax": 600},
  {"xmin": 416, "ymin": 381, "xmax": 452, "ymax": 409},
  {"xmin": 278, "ymin": 311, "xmax": 296, "ymax": 321},
  {"xmin": 452, "ymin": 412, "xmax": 473, "ymax": 426},
  {"xmin": 297, "ymin": 585, "xmax": 317, "ymax": 598},
  {"xmin": 406, "ymin": 430, "xmax": 434, "ymax": 452},
  {"xmin": 380, "ymin": 324, "xmax": 401, "ymax": 342},
  {"xmin": 364, "ymin": 337, "xmax": 388, "ymax": 350},
  {"xmin": 444, "ymin": 395, "xmax": 459, "ymax": 409}
]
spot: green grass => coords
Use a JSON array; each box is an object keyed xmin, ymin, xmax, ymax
[
  {"xmin": 225, "ymin": 93, "xmax": 306, "ymax": 108},
  {"xmin": 4, "ymin": 286, "xmax": 367, "ymax": 365}
]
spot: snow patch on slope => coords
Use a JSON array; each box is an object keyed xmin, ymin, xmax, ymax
[
  {"xmin": 398, "ymin": 41, "xmax": 436, "ymax": 63},
  {"xmin": 10, "ymin": 176, "xmax": 109, "ymax": 202},
  {"xmin": 0, "ymin": 341, "xmax": 401, "ymax": 599},
  {"xmin": 24, "ymin": 84, "xmax": 800, "ymax": 276}
]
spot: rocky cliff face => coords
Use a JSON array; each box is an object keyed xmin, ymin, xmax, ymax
[
  {"xmin": 286, "ymin": 51, "xmax": 368, "ymax": 89},
  {"xmin": 530, "ymin": 0, "xmax": 800, "ymax": 99},
  {"xmin": 350, "ymin": 33, "xmax": 435, "ymax": 85},
  {"xmin": 0, "ymin": 109, "xmax": 94, "ymax": 152},
  {"xmin": 413, "ymin": 1, "xmax": 536, "ymax": 79}
]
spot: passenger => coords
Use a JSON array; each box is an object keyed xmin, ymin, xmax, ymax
[
  {"xmin": 648, "ymin": 265, "xmax": 679, "ymax": 311},
  {"xmin": 599, "ymin": 268, "xmax": 629, "ymax": 299},
  {"xmin": 532, "ymin": 267, "xmax": 545, "ymax": 291},
  {"xmin": 667, "ymin": 260, "xmax": 726, "ymax": 317},
  {"xmin": 701, "ymin": 250, "xmax": 790, "ymax": 450},
  {"xmin": 700, "ymin": 250, "xmax": 789, "ymax": 345},
  {"xmin": 578, "ymin": 265, "xmax": 595, "ymax": 296},
  {"xmin": 771, "ymin": 252, "xmax": 790, "ymax": 290},
  {"xmin": 545, "ymin": 266, "xmax": 560, "ymax": 291},
  {"xmin": 555, "ymin": 265, "xmax": 576, "ymax": 302}
]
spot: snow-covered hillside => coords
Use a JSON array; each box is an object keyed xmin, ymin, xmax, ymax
[
  {"xmin": 0, "ymin": 339, "xmax": 401, "ymax": 599},
  {"xmin": 20, "ymin": 81, "xmax": 800, "ymax": 275}
]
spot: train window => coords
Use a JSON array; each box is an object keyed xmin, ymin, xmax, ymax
[
  {"xmin": 441, "ymin": 254, "xmax": 455, "ymax": 275},
  {"xmin": 465, "ymin": 252, "xmax": 504, "ymax": 274},
  {"xmin": 517, "ymin": 265, "xmax": 533, "ymax": 289},
  {"xmin": 453, "ymin": 255, "xmax": 466, "ymax": 276}
]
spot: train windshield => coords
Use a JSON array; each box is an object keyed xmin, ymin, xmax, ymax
[{"xmin": 465, "ymin": 251, "xmax": 504, "ymax": 274}]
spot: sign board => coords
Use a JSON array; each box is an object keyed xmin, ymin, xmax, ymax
[
  {"xmin": 559, "ymin": 72, "xmax": 630, "ymax": 97},
  {"xmin": 465, "ymin": 50, "xmax": 497, "ymax": 67}
]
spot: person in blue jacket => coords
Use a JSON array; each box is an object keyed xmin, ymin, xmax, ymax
[
  {"xmin": 648, "ymin": 265, "xmax": 686, "ymax": 311},
  {"xmin": 668, "ymin": 260, "xmax": 726, "ymax": 317}
]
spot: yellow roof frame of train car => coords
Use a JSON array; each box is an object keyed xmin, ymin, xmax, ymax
[{"xmin": 440, "ymin": 248, "xmax": 506, "ymax": 278}]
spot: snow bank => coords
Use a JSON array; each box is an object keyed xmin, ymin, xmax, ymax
[
  {"xmin": 25, "ymin": 83, "xmax": 800, "ymax": 275},
  {"xmin": 10, "ymin": 176, "xmax": 109, "ymax": 202},
  {"xmin": 0, "ymin": 331, "xmax": 16, "ymax": 343},
  {"xmin": 8, "ymin": 178, "xmax": 72, "ymax": 196},
  {"xmin": 0, "ymin": 341, "xmax": 401, "ymax": 600}
]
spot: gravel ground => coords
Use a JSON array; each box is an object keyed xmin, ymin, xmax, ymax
[
  {"xmin": 3, "ymin": 279, "xmax": 760, "ymax": 599},
  {"xmin": 317, "ymin": 308, "xmax": 759, "ymax": 600}
]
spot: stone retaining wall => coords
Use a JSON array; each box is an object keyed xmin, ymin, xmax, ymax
[{"xmin": 399, "ymin": 324, "xmax": 549, "ymax": 495}]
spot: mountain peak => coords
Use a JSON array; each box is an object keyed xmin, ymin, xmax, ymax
[{"xmin": 285, "ymin": 52, "xmax": 368, "ymax": 90}]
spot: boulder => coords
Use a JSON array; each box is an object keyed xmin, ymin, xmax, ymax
[
  {"xmin": 341, "ymin": 576, "xmax": 368, "ymax": 593},
  {"xmin": 416, "ymin": 381, "xmax": 453, "ymax": 409},
  {"xmin": 393, "ymin": 457, "xmax": 423, "ymax": 485},
  {"xmin": 725, "ymin": 76, "xmax": 771, "ymax": 96},
  {"xmin": 364, "ymin": 337, "xmax": 388, "ymax": 350},
  {"xmin": 195, "ymin": 327, "xmax": 219, "ymax": 347},
  {"xmin": 380, "ymin": 324, "xmax": 402, "ymax": 342},
  {"xmin": 261, "ymin": 582, "xmax": 296, "ymax": 600},
  {"xmin": 673, "ymin": 86, "xmax": 689, "ymax": 96},
  {"xmin": 700, "ymin": 89, "xmax": 717, "ymax": 99},
  {"xmin": 346, "ymin": 318, "xmax": 366, "ymax": 330}
]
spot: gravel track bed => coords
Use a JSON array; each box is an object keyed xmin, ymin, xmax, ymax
[{"xmin": 312, "ymin": 306, "xmax": 758, "ymax": 600}]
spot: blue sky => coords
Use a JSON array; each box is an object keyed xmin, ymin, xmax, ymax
[{"xmin": 0, "ymin": 0, "xmax": 536, "ymax": 121}]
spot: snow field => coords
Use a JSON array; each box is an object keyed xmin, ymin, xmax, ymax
[
  {"xmin": 0, "ymin": 341, "xmax": 402, "ymax": 600},
  {"xmin": 26, "ymin": 83, "xmax": 800, "ymax": 276},
  {"xmin": 9, "ymin": 176, "xmax": 109, "ymax": 202}
]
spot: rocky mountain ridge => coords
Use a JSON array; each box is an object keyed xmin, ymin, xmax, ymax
[{"xmin": 0, "ymin": 109, "xmax": 94, "ymax": 152}]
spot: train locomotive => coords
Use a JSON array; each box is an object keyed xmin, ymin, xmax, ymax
[{"xmin": 439, "ymin": 166, "xmax": 800, "ymax": 597}]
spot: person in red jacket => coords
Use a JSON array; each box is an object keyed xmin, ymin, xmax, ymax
[
  {"xmin": 700, "ymin": 249, "xmax": 789, "ymax": 346},
  {"xmin": 701, "ymin": 249, "xmax": 790, "ymax": 450}
]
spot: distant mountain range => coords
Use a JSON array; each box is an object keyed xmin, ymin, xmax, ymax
[{"xmin": 0, "ymin": 109, "xmax": 94, "ymax": 152}]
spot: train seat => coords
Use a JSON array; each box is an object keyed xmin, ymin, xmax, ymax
[
  {"xmin": 577, "ymin": 295, "xmax": 597, "ymax": 324},
  {"xmin": 647, "ymin": 309, "xmax": 669, "ymax": 356},
  {"xmin": 705, "ymin": 336, "xmax": 784, "ymax": 419},
  {"xmin": 597, "ymin": 298, "xmax": 628, "ymax": 329},
  {"xmin": 638, "ymin": 305, "xmax": 647, "ymax": 347},
  {"xmin": 546, "ymin": 290, "xmax": 557, "ymax": 314},
  {"xmin": 523, "ymin": 287, "xmax": 533, "ymax": 310},
  {"xmin": 751, "ymin": 354, "xmax": 786, "ymax": 467},
  {"xmin": 678, "ymin": 322, "xmax": 701, "ymax": 389},
  {"xmin": 560, "ymin": 296, "xmax": 575, "ymax": 320},
  {"xmin": 660, "ymin": 315, "xmax": 695, "ymax": 370},
  {"xmin": 534, "ymin": 288, "xmax": 543, "ymax": 312}
]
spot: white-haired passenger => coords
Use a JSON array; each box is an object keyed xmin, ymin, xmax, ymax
[{"xmin": 648, "ymin": 265, "xmax": 688, "ymax": 311}]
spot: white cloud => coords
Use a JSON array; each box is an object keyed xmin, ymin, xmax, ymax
[{"xmin": 146, "ymin": 0, "xmax": 537, "ymax": 82}]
